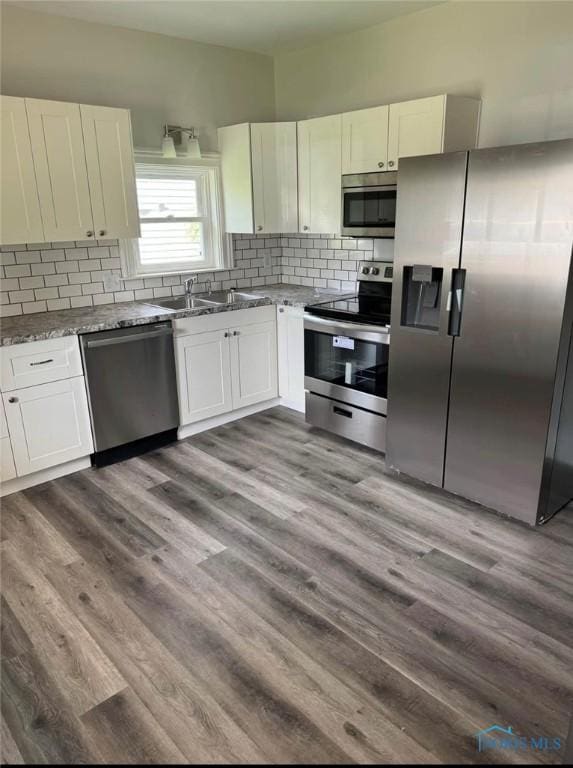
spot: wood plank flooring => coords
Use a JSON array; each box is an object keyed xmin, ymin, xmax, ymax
[{"xmin": 1, "ymin": 406, "xmax": 572, "ymax": 764}]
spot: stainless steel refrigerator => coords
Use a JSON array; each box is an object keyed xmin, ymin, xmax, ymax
[{"xmin": 386, "ymin": 139, "xmax": 573, "ymax": 525}]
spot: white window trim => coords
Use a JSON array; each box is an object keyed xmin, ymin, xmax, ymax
[{"xmin": 120, "ymin": 150, "xmax": 233, "ymax": 279}]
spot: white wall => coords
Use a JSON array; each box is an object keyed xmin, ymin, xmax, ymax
[
  {"xmin": 0, "ymin": 3, "xmax": 275, "ymax": 152},
  {"xmin": 274, "ymin": 1, "xmax": 573, "ymax": 148}
]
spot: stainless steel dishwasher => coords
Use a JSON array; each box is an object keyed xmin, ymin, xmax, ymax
[{"xmin": 80, "ymin": 322, "xmax": 179, "ymax": 465}]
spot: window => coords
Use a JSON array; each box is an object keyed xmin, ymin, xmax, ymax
[{"xmin": 122, "ymin": 159, "xmax": 229, "ymax": 277}]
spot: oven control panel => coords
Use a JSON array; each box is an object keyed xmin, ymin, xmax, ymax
[{"xmin": 357, "ymin": 261, "xmax": 393, "ymax": 282}]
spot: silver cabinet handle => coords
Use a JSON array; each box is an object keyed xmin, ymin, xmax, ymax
[
  {"xmin": 378, "ymin": 161, "xmax": 385, "ymax": 168},
  {"xmin": 29, "ymin": 358, "xmax": 54, "ymax": 366},
  {"xmin": 8, "ymin": 397, "xmax": 18, "ymax": 404},
  {"xmin": 86, "ymin": 230, "xmax": 94, "ymax": 237},
  {"xmin": 98, "ymin": 230, "xmax": 106, "ymax": 237},
  {"xmin": 388, "ymin": 160, "xmax": 395, "ymax": 168}
]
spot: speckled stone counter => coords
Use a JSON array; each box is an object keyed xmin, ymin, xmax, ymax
[{"xmin": 0, "ymin": 284, "xmax": 353, "ymax": 346}]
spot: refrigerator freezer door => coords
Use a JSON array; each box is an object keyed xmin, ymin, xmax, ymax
[
  {"xmin": 444, "ymin": 139, "xmax": 573, "ymax": 524},
  {"xmin": 386, "ymin": 151, "xmax": 468, "ymax": 485}
]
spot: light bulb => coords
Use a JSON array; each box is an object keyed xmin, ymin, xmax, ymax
[
  {"xmin": 187, "ymin": 135, "xmax": 201, "ymax": 159},
  {"xmin": 162, "ymin": 134, "xmax": 176, "ymax": 158}
]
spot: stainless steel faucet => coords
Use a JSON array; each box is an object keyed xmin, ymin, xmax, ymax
[{"xmin": 184, "ymin": 276, "xmax": 197, "ymax": 298}]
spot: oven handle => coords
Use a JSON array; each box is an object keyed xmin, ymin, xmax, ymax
[{"xmin": 303, "ymin": 313, "xmax": 390, "ymax": 344}]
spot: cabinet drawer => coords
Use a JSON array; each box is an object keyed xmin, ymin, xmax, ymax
[
  {"xmin": 1, "ymin": 336, "xmax": 83, "ymax": 391},
  {"xmin": 1, "ymin": 436, "xmax": 17, "ymax": 482},
  {"xmin": 305, "ymin": 392, "xmax": 386, "ymax": 453}
]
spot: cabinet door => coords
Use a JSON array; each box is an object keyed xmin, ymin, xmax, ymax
[
  {"xmin": 388, "ymin": 96, "xmax": 445, "ymax": 170},
  {"xmin": 251, "ymin": 122, "xmax": 298, "ymax": 234},
  {"xmin": 277, "ymin": 306, "xmax": 305, "ymax": 412},
  {"xmin": 4, "ymin": 378, "xmax": 93, "ymax": 477},
  {"xmin": 81, "ymin": 105, "xmax": 140, "ymax": 240},
  {"xmin": 230, "ymin": 321, "xmax": 278, "ymax": 409},
  {"xmin": 26, "ymin": 98, "xmax": 94, "ymax": 242},
  {"xmin": 0, "ymin": 96, "xmax": 45, "ymax": 246},
  {"xmin": 218, "ymin": 123, "xmax": 254, "ymax": 234},
  {"xmin": 342, "ymin": 105, "xmax": 389, "ymax": 175},
  {"xmin": 176, "ymin": 330, "xmax": 233, "ymax": 425},
  {"xmin": 1, "ymin": 437, "xmax": 17, "ymax": 482},
  {"xmin": 298, "ymin": 114, "xmax": 342, "ymax": 234}
]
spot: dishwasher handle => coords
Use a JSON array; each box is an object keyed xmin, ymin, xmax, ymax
[{"xmin": 83, "ymin": 326, "xmax": 172, "ymax": 349}]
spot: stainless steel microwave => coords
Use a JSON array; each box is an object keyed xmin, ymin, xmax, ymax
[{"xmin": 341, "ymin": 171, "xmax": 397, "ymax": 238}]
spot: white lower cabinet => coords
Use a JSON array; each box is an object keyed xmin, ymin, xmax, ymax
[
  {"xmin": 230, "ymin": 321, "xmax": 278, "ymax": 409},
  {"xmin": 174, "ymin": 306, "xmax": 278, "ymax": 426},
  {"xmin": 2, "ymin": 377, "xmax": 93, "ymax": 477},
  {"xmin": 0, "ymin": 398, "xmax": 16, "ymax": 482},
  {"xmin": 277, "ymin": 306, "xmax": 305, "ymax": 412},
  {"xmin": 0, "ymin": 437, "xmax": 17, "ymax": 482},
  {"xmin": 176, "ymin": 329, "xmax": 233, "ymax": 424}
]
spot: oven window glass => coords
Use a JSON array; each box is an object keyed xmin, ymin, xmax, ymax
[
  {"xmin": 305, "ymin": 330, "xmax": 389, "ymax": 399},
  {"xmin": 343, "ymin": 189, "xmax": 396, "ymax": 228}
]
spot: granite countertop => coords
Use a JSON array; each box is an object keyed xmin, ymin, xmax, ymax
[{"xmin": 0, "ymin": 284, "xmax": 353, "ymax": 346}]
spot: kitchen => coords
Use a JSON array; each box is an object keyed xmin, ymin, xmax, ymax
[{"xmin": 1, "ymin": 1, "xmax": 573, "ymax": 764}]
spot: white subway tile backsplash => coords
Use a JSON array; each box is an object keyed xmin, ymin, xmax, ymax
[
  {"xmin": 22, "ymin": 300, "xmax": 47, "ymax": 314},
  {"xmin": 0, "ymin": 233, "xmax": 384, "ymax": 315},
  {"xmin": 70, "ymin": 296, "xmax": 93, "ymax": 308}
]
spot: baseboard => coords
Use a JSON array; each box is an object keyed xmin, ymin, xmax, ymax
[
  {"xmin": 178, "ymin": 397, "xmax": 281, "ymax": 439},
  {"xmin": 1, "ymin": 456, "xmax": 91, "ymax": 497},
  {"xmin": 279, "ymin": 397, "xmax": 305, "ymax": 414}
]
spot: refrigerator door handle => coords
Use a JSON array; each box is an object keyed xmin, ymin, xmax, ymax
[{"xmin": 448, "ymin": 268, "xmax": 466, "ymax": 337}]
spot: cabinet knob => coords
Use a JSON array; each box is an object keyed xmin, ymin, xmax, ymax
[
  {"xmin": 98, "ymin": 230, "xmax": 106, "ymax": 237},
  {"xmin": 224, "ymin": 332, "xmax": 229, "ymax": 337},
  {"xmin": 233, "ymin": 330, "xmax": 240, "ymax": 336},
  {"xmin": 257, "ymin": 225, "xmax": 263, "ymax": 232},
  {"xmin": 303, "ymin": 225, "xmax": 309, "ymax": 231},
  {"xmin": 378, "ymin": 161, "xmax": 385, "ymax": 168},
  {"xmin": 279, "ymin": 307, "xmax": 285, "ymax": 313},
  {"xmin": 8, "ymin": 397, "xmax": 18, "ymax": 404},
  {"xmin": 388, "ymin": 161, "xmax": 395, "ymax": 168},
  {"xmin": 86, "ymin": 231, "xmax": 94, "ymax": 237}
]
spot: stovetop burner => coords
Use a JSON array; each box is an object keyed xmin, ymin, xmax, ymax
[{"xmin": 306, "ymin": 260, "xmax": 393, "ymax": 326}]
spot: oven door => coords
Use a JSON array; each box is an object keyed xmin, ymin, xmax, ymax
[
  {"xmin": 304, "ymin": 315, "xmax": 390, "ymax": 415},
  {"xmin": 341, "ymin": 184, "xmax": 397, "ymax": 238}
]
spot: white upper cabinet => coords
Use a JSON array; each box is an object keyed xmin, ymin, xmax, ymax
[
  {"xmin": 80, "ymin": 105, "xmax": 140, "ymax": 239},
  {"xmin": 251, "ymin": 122, "xmax": 298, "ymax": 234},
  {"xmin": 342, "ymin": 105, "xmax": 389, "ymax": 175},
  {"xmin": 218, "ymin": 122, "xmax": 298, "ymax": 234},
  {"xmin": 0, "ymin": 95, "xmax": 139, "ymax": 245},
  {"xmin": 388, "ymin": 95, "xmax": 480, "ymax": 170},
  {"xmin": 0, "ymin": 96, "xmax": 45, "ymax": 245},
  {"xmin": 25, "ymin": 98, "xmax": 94, "ymax": 242},
  {"xmin": 298, "ymin": 114, "xmax": 342, "ymax": 234}
]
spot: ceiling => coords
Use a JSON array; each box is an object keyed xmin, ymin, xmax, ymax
[{"xmin": 9, "ymin": 1, "xmax": 442, "ymax": 55}]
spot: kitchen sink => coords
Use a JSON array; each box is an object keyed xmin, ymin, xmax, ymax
[
  {"xmin": 205, "ymin": 290, "xmax": 264, "ymax": 304},
  {"xmin": 146, "ymin": 296, "xmax": 220, "ymax": 310},
  {"xmin": 146, "ymin": 290, "xmax": 264, "ymax": 311}
]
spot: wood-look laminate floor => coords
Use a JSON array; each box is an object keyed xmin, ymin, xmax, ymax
[{"xmin": 1, "ymin": 406, "xmax": 572, "ymax": 765}]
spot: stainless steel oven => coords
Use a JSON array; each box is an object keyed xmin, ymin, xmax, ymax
[
  {"xmin": 304, "ymin": 316, "xmax": 390, "ymax": 452},
  {"xmin": 341, "ymin": 171, "xmax": 397, "ymax": 238}
]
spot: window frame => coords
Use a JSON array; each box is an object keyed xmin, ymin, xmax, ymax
[{"xmin": 121, "ymin": 152, "xmax": 232, "ymax": 279}]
